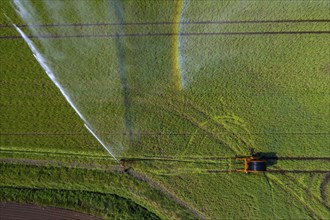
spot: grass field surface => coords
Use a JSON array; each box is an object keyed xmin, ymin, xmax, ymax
[{"xmin": 1, "ymin": 0, "xmax": 329, "ymax": 219}]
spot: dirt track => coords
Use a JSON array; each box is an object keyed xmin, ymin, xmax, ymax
[
  {"xmin": 124, "ymin": 168, "xmax": 207, "ymax": 220},
  {"xmin": 0, "ymin": 202, "xmax": 100, "ymax": 220}
]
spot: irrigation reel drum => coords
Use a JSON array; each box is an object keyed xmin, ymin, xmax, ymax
[{"xmin": 234, "ymin": 156, "xmax": 267, "ymax": 173}]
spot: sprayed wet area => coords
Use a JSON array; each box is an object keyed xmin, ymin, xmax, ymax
[{"xmin": 8, "ymin": 0, "xmax": 252, "ymax": 159}]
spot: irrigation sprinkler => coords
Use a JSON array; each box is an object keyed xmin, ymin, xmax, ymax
[{"xmin": 234, "ymin": 156, "xmax": 267, "ymax": 173}]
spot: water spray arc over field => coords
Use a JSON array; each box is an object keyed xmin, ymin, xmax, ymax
[
  {"xmin": 11, "ymin": 0, "xmax": 128, "ymax": 161},
  {"xmin": 12, "ymin": 23, "xmax": 118, "ymax": 161},
  {"xmin": 13, "ymin": 25, "xmax": 86, "ymax": 122}
]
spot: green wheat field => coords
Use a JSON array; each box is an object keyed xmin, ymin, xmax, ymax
[{"xmin": 1, "ymin": 0, "xmax": 329, "ymax": 219}]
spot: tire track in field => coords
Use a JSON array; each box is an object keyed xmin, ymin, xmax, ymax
[
  {"xmin": 140, "ymin": 94, "xmax": 244, "ymax": 155},
  {"xmin": 275, "ymin": 157, "xmax": 330, "ymax": 161},
  {"xmin": 2, "ymin": 148, "xmax": 329, "ymax": 162},
  {"xmin": 0, "ymin": 158, "xmax": 119, "ymax": 171},
  {"xmin": 2, "ymin": 87, "xmax": 329, "ymax": 96},
  {"xmin": 262, "ymin": 160, "xmax": 330, "ymax": 219},
  {"xmin": 0, "ymin": 149, "xmax": 110, "ymax": 159},
  {"xmin": 282, "ymin": 172, "xmax": 329, "ymax": 207},
  {"xmin": 266, "ymin": 174, "xmax": 321, "ymax": 220},
  {"xmin": 2, "ymin": 156, "xmax": 328, "ymax": 174},
  {"xmin": 143, "ymin": 163, "xmax": 330, "ymax": 219},
  {"xmin": 138, "ymin": 153, "xmax": 330, "ymax": 217},
  {"xmin": 1, "ymin": 19, "xmax": 329, "ymax": 28},
  {"xmin": 269, "ymin": 171, "xmax": 330, "ymax": 219},
  {"xmin": 176, "ymin": 96, "xmax": 254, "ymax": 153},
  {"xmin": 1, "ymin": 132, "xmax": 329, "ymax": 136},
  {"xmin": 263, "ymin": 170, "xmax": 329, "ymax": 219},
  {"xmin": 1, "ymin": 31, "xmax": 329, "ymax": 39},
  {"xmin": 320, "ymin": 173, "xmax": 330, "ymax": 207},
  {"xmin": 206, "ymin": 170, "xmax": 330, "ymax": 174},
  {"xmin": 0, "ymin": 146, "xmax": 330, "ymax": 162}
]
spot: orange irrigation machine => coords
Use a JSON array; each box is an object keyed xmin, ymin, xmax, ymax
[{"xmin": 234, "ymin": 156, "xmax": 267, "ymax": 173}]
